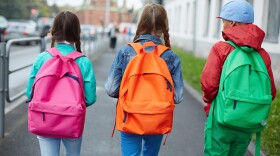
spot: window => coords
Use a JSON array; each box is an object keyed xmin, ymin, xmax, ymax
[
  {"xmin": 185, "ymin": 3, "xmax": 190, "ymax": 34},
  {"xmin": 215, "ymin": 0, "xmax": 223, "ymax": 37},
  {"xmin": 266, "ymin": 0, "xmax": 280, "ymax": 42},
  {"xmin": 178, "ymin": 6, "xmax": 181, "ymax": 33},
  {"xmin": 204, "ymin": 0, "xmax": 211, "ymax": 36}
]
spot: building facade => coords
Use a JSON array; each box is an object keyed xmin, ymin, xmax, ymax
[
  {"xmin": 165, "ymin": 0, "xmax": 280, "ymax": 55},
  {"xmin": 76, "ymin": 0, "xmax": 132, "ymax": 26},
  {"xmin": 165, "ymin": 0, "xmax": 280, "ymax": 85}
]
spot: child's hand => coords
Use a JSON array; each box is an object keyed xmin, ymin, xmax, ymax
[{"xmin": 204, "ymin": 103, "xmax": 211, "ymax": 117}]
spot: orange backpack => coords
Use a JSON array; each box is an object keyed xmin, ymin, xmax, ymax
[{"xmin": 114, "ymin": 41, "xmax": 175, "ymax": 135}]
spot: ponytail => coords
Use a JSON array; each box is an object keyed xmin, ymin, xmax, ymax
[
  {"xmin": 133, "ymin": 33, "xmax": 141, "ymax": 43},
  {"xmin": 51, "ymin": 38, "xmax": 55, "ymax": 48},
  {"xmin": 163, "ymin": 29, "xmax": 171, "ymax": 48},
  {"xmin": 75, "ymin": 40, "xmax": 81, "ymax": 53}
]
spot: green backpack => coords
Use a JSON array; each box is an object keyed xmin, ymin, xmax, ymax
[{"xmin": 206, "ymin": 40, "xmax": 272, "ymax": 156}]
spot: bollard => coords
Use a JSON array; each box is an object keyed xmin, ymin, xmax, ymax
[{"xmin": 0, "ymin": 42, "xmax": 6, "ymax": 138}]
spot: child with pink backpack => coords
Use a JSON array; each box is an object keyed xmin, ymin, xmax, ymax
[{"xmin": 26, "ymin": 11, "xmax": 96, "ymax": 156}]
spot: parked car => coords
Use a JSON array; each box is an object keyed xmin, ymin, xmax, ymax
[
  {"xmin": 80, "ymin": 25, "xmax": 97, "ymax": 40},
  {"xmin": 37, "ymin": 17, "xmax": 53, "ymax": 37},
  {"xmin": 3, "ymin": 19, "xmax": 39, "ymax": 45},
  {"xmin": 0, "ymin": 15, "xmax": 8, "ymax": 42}
]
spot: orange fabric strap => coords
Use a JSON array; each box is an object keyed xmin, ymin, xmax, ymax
[
  {"xmin": 129, "ymin": 43, "xmax": 142, "ymax": 55},
  {"xmin": 129, "ymin": 42, "xmax": 169, "ymax": 56}
]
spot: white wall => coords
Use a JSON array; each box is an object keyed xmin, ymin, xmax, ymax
[
  {"xmin": 165, "ymin": 0, "xmax": 280, "ymax": 85},
  {"xmin": 165, "ymin": 0, "xmax": 280, "ymax": 56}
]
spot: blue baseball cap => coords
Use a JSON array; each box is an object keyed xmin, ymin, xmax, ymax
[{"xmin": 217, "ymin": 0, "xmax": 254, "ymax": 23}]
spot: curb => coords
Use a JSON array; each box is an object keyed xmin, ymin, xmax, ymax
[{"xmin": 183, "ymin": 81, "xmax": 266, "ymax": 156}]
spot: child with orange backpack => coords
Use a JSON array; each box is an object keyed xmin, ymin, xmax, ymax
[
  {"xmin": 26, "ymin": 11, "xmax": 96, "ymax": 156},
  {"xmin": 105, "ymin": 3, "xmax": 184, "ymax": 156}
]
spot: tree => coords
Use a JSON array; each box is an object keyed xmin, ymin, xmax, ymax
[
  {"xmin": 0, "ymin": 0, "xmax": 29, "ymax": 19},
  {"xmin": 0, "ymin": 0, "xmax": 51, "ymax": 20}
]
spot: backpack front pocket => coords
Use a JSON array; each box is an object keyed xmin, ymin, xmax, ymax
[
  {"xmin": 223, "ymin": 90, "xmax": 272, "ymax": 130},
  {"xmin": 28, "ymin": 102, "xmax": 86, "ymax": 138},
  {"xmin": 121, "ymin": 101, "xmax": 175, "ymax": 135}
]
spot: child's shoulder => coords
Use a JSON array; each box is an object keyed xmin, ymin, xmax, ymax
[
  {"xmin": 116, "ymin": 44, "xmax": 135, "ymax": 55},
  {"xmin": 36, "ymin": 51, "xmax": 52, "ymax": 62},
  {"xmin": 212, "ymin": 41, "xmax": 234, "ymax": 51}
]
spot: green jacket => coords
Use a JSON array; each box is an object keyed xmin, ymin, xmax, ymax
[{"xmin": 26, "ymin": 43, "xmax": 96, "ymax": 107}]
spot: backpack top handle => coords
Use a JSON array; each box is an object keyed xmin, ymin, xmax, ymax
[{"xmin": 129, "ymin": 41, "xmax": 169, "ymax": 56}]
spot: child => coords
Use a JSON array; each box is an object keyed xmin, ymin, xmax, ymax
[
  {"xmin": 105, "ymin": 3, "xmax": 184, "ymax": 156},
  {"xmin": 26, "ymin": 11, "xmax": 96, "ymax": 156},
  {"xmin": 201, "ymin": 0, "xmax": 277, "ymax": 155}
]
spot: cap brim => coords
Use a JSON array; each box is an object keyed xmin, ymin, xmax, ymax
[{"xmin": 216, "ymin": 16, "xmax": 222, "ymax": 19}]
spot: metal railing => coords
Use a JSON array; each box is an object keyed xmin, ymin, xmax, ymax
[{"xmin": 0, "ymin": 34, "xmax": 110, "ymax": 137}]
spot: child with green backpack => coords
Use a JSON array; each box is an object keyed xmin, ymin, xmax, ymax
[{"xmin": 201, "ymin": 0, "xmax": 277, "ymax": 156}]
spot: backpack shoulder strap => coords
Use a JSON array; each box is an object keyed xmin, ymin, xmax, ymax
[
  {"xmin": 47, "ymin": 48, "xmax": 62, "ymax": 57},
  {"xmin": 129, "ymin": 42, "xmax": 169, "ymax": 56},
  {"xmin": 226, "ymin": 40, "xmax": 239, "ymax": 49},
  {"xmin": 157, "ymin": 44, "xmax": 169, "ymax": 56},
  {"xmin": 129, "ymin": 43, "xmax": 142, "ymax": 55},
  {"xmin": 47, "ymin": 48, "xmax": 84, "ymax": 60},
  {"xmin": 66, "ymin": 51, "xmax": 85, "ymax": 60}
]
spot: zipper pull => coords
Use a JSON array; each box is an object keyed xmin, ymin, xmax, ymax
[
  {"xmin": 123, "ymin": 113, "xmax": 127, "ymax": 123},
  {"xmin": 249, "ymin": 65, "xmax": 252, "ymax": 75},
  {"xmin": 166, "ymin": 81, "xmax": 172, "ymax": 92},
  {"xmin": 233, "ymin": 100, "xmax": 237, "ymax": 109},
  {"xmin": 42, "ymin": 112, "xmax": 45, "ymax": 121}
]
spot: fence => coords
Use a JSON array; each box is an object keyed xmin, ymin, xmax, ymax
[{"xmin": 0, "ymin": 34, "xmax": 109, "ymax": 137}]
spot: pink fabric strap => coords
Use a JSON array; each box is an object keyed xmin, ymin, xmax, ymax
[{"xmin": 47, "ymin": 48, "xmax": 84, "ymax": 60}]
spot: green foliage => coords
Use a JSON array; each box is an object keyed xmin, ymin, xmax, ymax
[
  {"xmin": 0, "ymin": 0, "xmax": 29, "ymax": 19},
  {"xmin": 173, "ymin": 46, "xmax": 280, "ymax": 156},
  {"xmin": 172, "ymin": 47, "xmax": 205, "ymax": 93},
  {"xmin": 262, "ymin": 92, "xmax": 280, "ymax": 156},
  {"xmin": 0, "ymin": 0, "xmax": 51, "ymax": 20}
]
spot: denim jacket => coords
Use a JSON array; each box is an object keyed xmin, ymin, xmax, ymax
[{"xmin": 105, "ymin": 34, "xmax": 184, "ymax": 104}]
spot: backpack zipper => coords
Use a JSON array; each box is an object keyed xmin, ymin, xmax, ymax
[
  {"xmin": 123, "ymin": 113, "xmax": 127, "ymax": 122},
  {"xmin": 233, "ymin": 100, "xmax": 237, "ymax": 109},
  {"xmin": 42, "ymin": 112, "xmax": 45, "ymax": 121},
  {"xmin": 249, "ymin": 65, "xmax": 252, "ymax": 75},
  {"xmin": 166, "ymin": 81, "xmax": 172, "ymax": 92}
]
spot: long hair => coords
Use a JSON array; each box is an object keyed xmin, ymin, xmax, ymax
[
  {"xmin": 133, "ymin": 3, "xmax": 171, "ymax": 47},
  {"xmin": 50, "ymin": 11, "xmax": 82, "ymax": 53}
]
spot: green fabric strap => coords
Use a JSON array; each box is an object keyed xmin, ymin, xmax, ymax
[
  {"xmin": 206, "ymin": 102, "xmax": 215, "ymax": 149},
  {"xmin": 226, "ymin": 40, "xmax": 239, "ymax": 49},
  {"xmin": 255, "ymin": 132, "xmax": 261, "ymax": 156}
]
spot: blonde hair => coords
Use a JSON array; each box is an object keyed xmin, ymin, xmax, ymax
[{"xmin": 133, "ymin": 3, "xmax": 171, "ymax": 47}]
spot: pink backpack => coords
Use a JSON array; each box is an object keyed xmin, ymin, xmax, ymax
[{"xmin": 28, "ymin": 48, "xmax": 86, "ymax": 138}]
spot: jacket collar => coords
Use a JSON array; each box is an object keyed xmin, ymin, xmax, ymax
[
  {"xmin": 134, "ymin": 34, "xmax": 163, "ymax": 45},
  {"xmin": 222, "ymin": 24, "xmax": 265, "ymax": 50}
]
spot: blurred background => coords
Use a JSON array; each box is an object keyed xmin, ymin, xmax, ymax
[{"xmin": 0, "ymin": 0, "xmax": 279, "ymax": 155}]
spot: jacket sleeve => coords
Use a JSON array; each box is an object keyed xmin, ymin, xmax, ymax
[
  {"xmin": 258, "ymin": 48, "xmax": 277, "ymax": 100},
  {"xmin": 200, "ymin": 44, "xmax": 223, "ymax": 104},
  {"xmin": 171, "ymin": 53, "xmax": 184, "ymax": 104},
  {"xmin": 268, "ymin": 66, "xmax": 277, "ymax": 100},
  {"xmin": 26, "ymin": 62, "xmax": 39, "ymax": 100},
  {"xmin": 25, "ymin": 52, "xmax": 49, "ymax": 100},
  {"xmin": 82, "ymin": 58, "xmax": 97, "ymax": 107},
  {"xmin": 200, "ymin": 42, "xmax": 232, "ymax": 115},
  {"xmin": 104, "ymin": 48, "xmax": 123, "ymax": 98}
]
